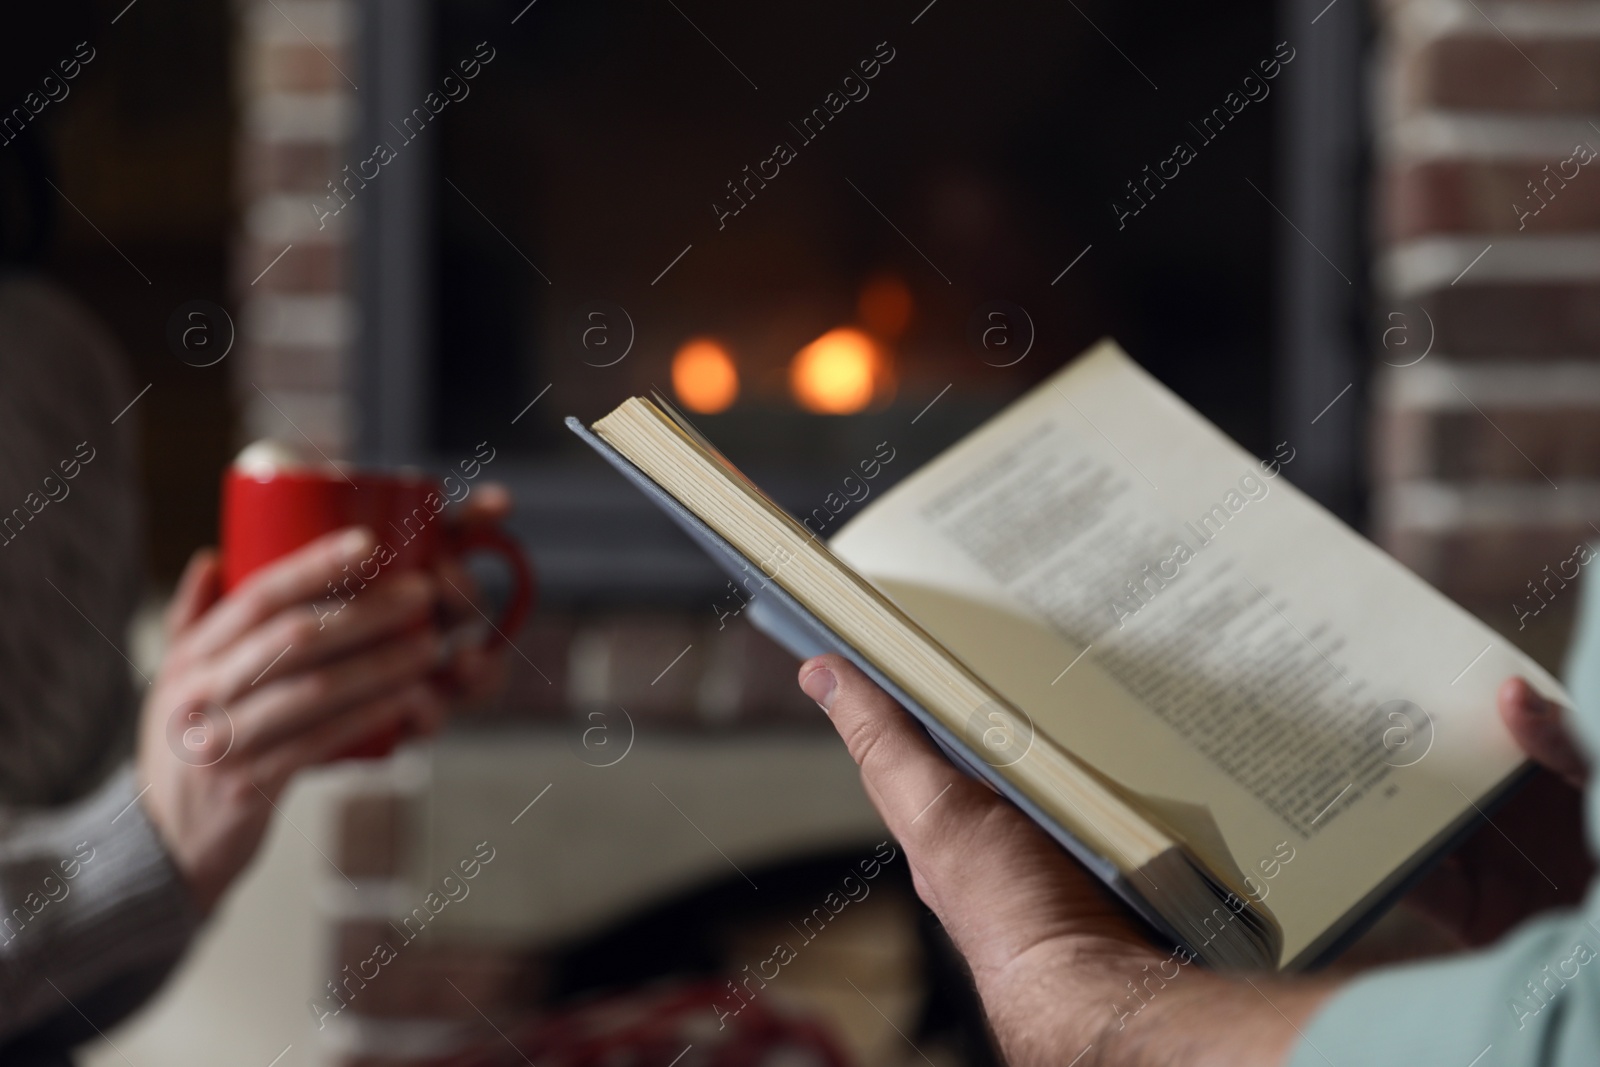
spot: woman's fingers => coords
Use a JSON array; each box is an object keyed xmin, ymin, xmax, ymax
[
  {"xmin": 249, "ymin": 683, "xmax": 444, "ymax": 797},
  {"xmin": 455, "ymin": 481, "xmax": 511, "ymax": 525},
  {"xmin": 165, "ymin": 549, "xmax": 222, "ymax": 639},
  {"xmin": 443, "ymin": 637, "xmax": 507, "ymax": 704},
  {"xmin": 204, "ymin": 570, "xmax": 437, "ymax": 704},
  {"xmin": 179, "ymin": 527, "xmax": 378, "ymax": 663},
  {"xmin": 1499, "ymin": 676, "xmax": 1589, "ymax": 788},
  {"xmin": 228, "ymin": 628, "xmax": 441, "ymax": 756},
  {"xmin": 433, "ymin": 558, "xmax": 503, "ymax": 693}
]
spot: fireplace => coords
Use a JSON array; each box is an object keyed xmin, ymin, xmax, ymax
[
  {"xmin": 338, "ymin": 0, "xmax": 1367, "ymax": 602},
  {"xmin": 211, "ymin": 3, "xmax": 1378, "ymax": 1062}
]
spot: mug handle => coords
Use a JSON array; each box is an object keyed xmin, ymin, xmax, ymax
[
  {"xmin": 446, "ymin": 521, "xmax": 537, "ymax": 647},
  {"xmin": 332, "ymin": 522, "xmax": 536, "ymax": 762}
]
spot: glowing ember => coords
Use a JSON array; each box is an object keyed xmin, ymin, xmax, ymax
[
  {"xmin": 789, "ymin": 327, "xmax": 883, "ymax": 414},
  {"xmin": 671, "ymin": 338, "xmax": 740, "ymax": 413}
]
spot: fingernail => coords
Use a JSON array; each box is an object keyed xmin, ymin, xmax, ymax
[
  {"xmin": 340, "ymin": 527, "xmax": 374, "ymax": 555},
  {"xmin": 801, "ymin": 667, "xmax": 837, "ymax": 711}
]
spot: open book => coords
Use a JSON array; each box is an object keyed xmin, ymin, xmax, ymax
[{"xmin": 569, "ymin": 340, "xmax": 1564, "ymax": 971}]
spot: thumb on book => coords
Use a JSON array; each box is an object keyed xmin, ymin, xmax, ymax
[
  {"xmin": 799, "ymin": 653, "xmax": 1141, "ymax": 976},
  {"xmin": 799, "ymin": 654, "xmax": 982, "ymax": 844}
]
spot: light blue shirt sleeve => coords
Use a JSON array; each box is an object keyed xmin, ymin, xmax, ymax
[
  {"xmin": 1291, "ymin": 549, "xmax": 1600, "ymax": 1067},
  {"xmin": 1290, "ymin": 907, "xmax": 1600, "ymax": 1067}
]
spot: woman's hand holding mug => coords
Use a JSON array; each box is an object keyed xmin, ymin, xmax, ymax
[{"xmin": 134, "ymin": 443, "xmax": 534, "ymax": 911}]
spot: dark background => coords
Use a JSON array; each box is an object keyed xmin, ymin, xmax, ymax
[{"xmin": 3, "ymin": 0, "xmax": 235, "ymax": 582}]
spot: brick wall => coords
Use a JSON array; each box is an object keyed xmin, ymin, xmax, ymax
[
  {"xmin": 1373, "ymin": 0, "xmax": 1600, "ymax": 668},
  {"xmin": 234, "ymin": 0, "xmax": 357, "ymax": 456},
  {"xmin": 315, "ymin": 765, "xmax": 540, "ymax": 1067}
]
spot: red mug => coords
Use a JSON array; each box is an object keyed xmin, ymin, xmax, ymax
[{"xmin": 220, "ymin": 453, "xmax": 536, "ymax": 755}]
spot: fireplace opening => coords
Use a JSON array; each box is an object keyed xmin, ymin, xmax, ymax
[{"xmin": 353, "ymin": 0, "xmax": 1363, "ymax": 602}]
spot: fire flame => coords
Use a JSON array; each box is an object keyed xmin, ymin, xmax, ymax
[
  {"xmin": 671, "ymin": 338, "xmax": 739, "ymax": 414},
  {"xmin": 789, "ymin": 327, "xmax": 885, "ymax": 415}
]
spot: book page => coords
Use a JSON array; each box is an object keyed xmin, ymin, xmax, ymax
[{"xmin": 830, "ymin": 341, "xmax": 1563, "ymax": 966}]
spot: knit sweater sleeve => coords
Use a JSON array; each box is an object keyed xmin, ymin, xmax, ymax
[{"xmin": 0, "ymin": 764, "xmax": 201, "ymax": 1043}]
